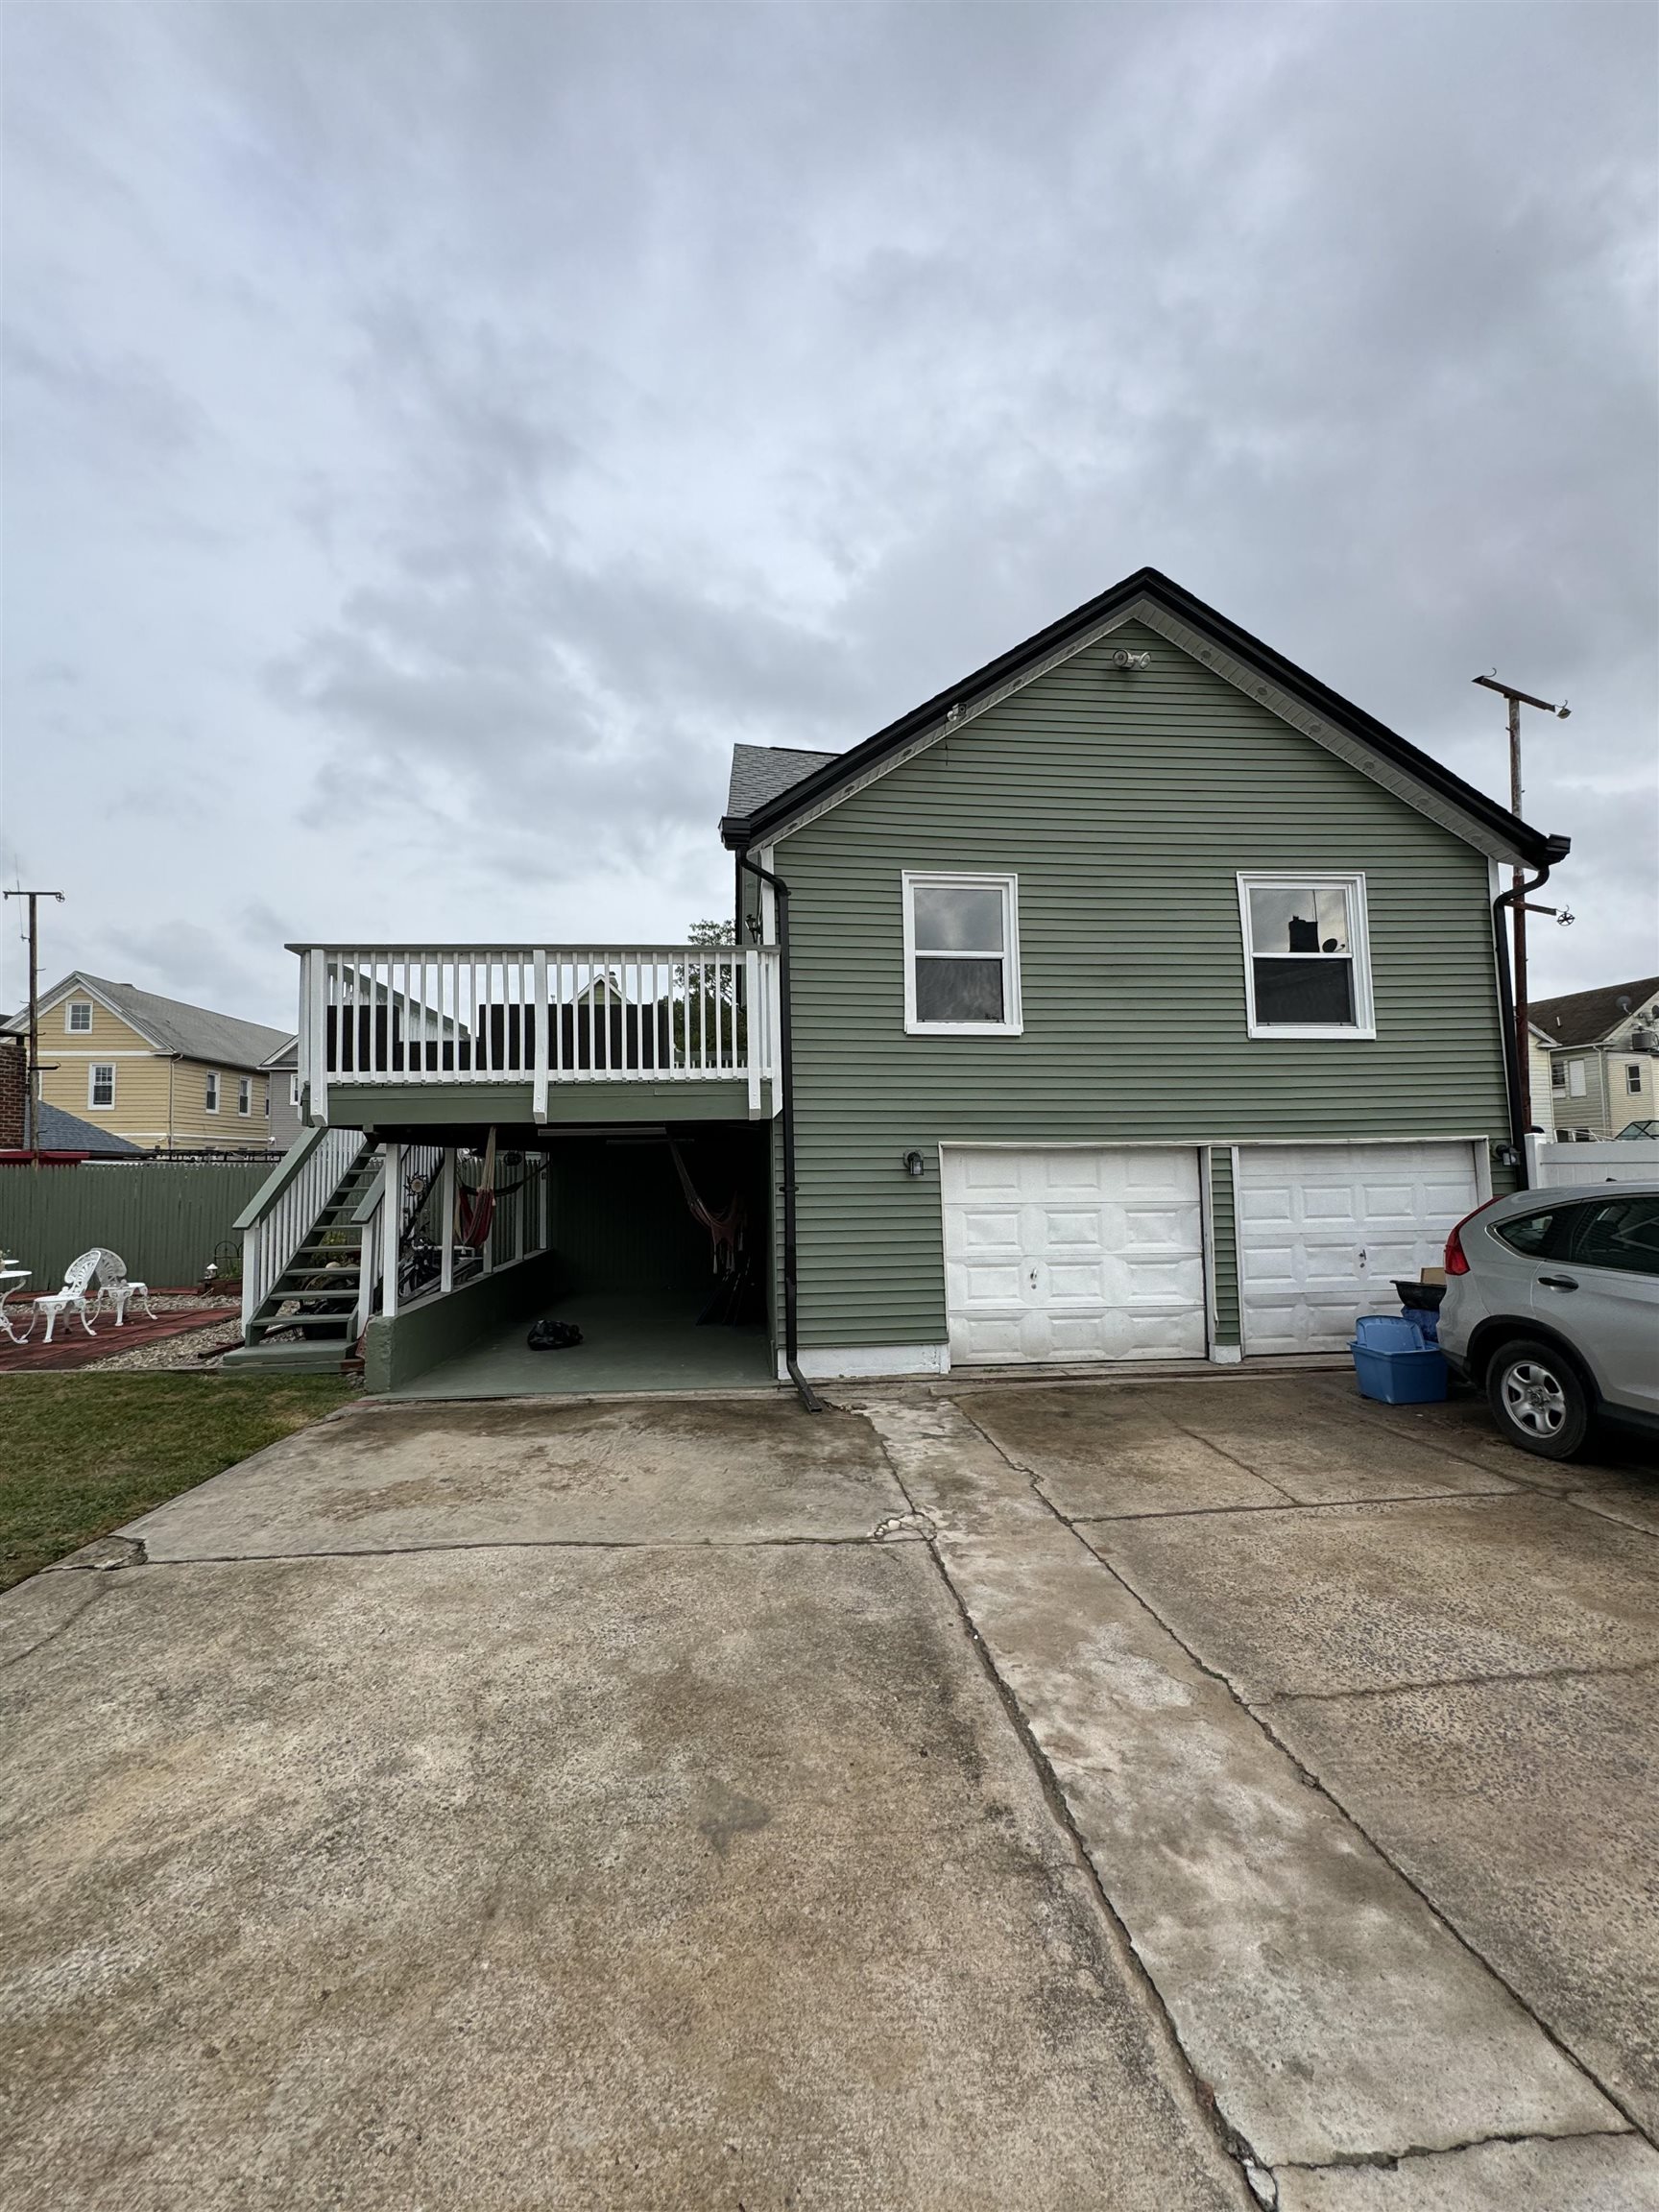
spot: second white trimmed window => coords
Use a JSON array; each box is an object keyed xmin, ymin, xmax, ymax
[
  {"xmin": 903, "ymin": 873, "xmax": 1022, "ymax": 1035},
  {"xmin": 1238, "ymin": 873, "xmax": 1374, "ymax": 1038}
]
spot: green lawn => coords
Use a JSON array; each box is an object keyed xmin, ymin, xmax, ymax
[{"xmin": 0, "ymin": 1375, "xmax": 353, "ymax": 1590}]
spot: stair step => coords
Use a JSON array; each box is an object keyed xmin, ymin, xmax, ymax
[
  {"xmin": 247, "ymin": 1319, "xmax": 356, "ymax": 1343},
  {"xmin": 222, "ymin": 1341, "xmax": 354, "ymax": 1375}
]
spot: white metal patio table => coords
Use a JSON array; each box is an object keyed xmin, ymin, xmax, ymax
[{"xmin": 0, "ymin": 1268, "xmax": 36, "ymax": 1345}]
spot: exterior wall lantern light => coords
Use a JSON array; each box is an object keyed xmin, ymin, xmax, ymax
[{"xmin": 902, "ymin": 1150, "xmax": 926, "ymax": 1178}]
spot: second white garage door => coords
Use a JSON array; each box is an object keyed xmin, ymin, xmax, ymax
[
  {"xmin": 1238, "ymin": 1141, "xmax": 1482, "ymax": 1355},
  {"xmin": 943, "ymin": 1146, "xmax": 1207, "ymax": 1366}
]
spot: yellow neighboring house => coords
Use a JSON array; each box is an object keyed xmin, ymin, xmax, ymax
[{"xmin": 2, "ymin": 972, "xmax": 292, "ymax": 1154}]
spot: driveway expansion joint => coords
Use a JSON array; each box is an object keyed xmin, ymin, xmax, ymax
[
  {"xmin": 117, "ymin": 1530, "xmax": 922, "ymax": 1569},
  {"xmin": 866, "ymin": 1413, "xmax": 1269, "ymax": 2201},
  {"xmin": 928, "ymin": 1391, "xmax": 1640, "ymax": 2161},
  {"xmin": 1080, "ymin": 1527, "xmax": 1650, "ymax": 2146}
]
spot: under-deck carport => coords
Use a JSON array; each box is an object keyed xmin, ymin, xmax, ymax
[{"xmin": 365, "ymin": 1122, "xmax": 773, "ymax": 1400}]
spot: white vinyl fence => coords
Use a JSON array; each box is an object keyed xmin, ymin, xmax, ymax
[{"xmin": 1525, "ymin": 1136, "xmax": 1659, "ymax": 1190}]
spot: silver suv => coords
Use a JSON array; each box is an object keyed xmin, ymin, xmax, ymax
[{"xmin": 1438, "ymin": 1183, "xmax": 1659, "ymax": 1459}]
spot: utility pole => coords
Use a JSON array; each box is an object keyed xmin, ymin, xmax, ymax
[
  {"xmin": 1473, "ymin": 676, "xmax": 1569, "ymax": 1134},
  {"xmin": 4, "ymin": 889, "xmax": 64, "ymax": 1166}
]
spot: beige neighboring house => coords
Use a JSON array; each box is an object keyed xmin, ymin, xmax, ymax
[
  {"xmin": 1529, "ymin": 973, "xmax": 1659, "ymax": 1141},
  {"xmin": 1, "ymin": 973, "xmax": 291, "ymax": 1154}
]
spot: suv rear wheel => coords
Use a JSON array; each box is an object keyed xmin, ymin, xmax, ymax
[{"xmin": 1485, "ymin": 1336, "xmax": 1591, "ymax": 1460}]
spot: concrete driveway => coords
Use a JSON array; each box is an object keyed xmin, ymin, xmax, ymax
[{"xmin": 3, "ymin": 1377, "xmax": 1656, "ymax": 2211}]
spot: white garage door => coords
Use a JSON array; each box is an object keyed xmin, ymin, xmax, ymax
[
  {"xmin": 1238, "ymin": 1141, "xmax": 1481, "ymax": 1355},
  {"xmin": 943, "ymin": 1147, "xmax": 1207, "ymax": 1366}
]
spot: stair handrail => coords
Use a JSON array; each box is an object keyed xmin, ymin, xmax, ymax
[{"xmin": 237, "ymin": 1124, "xmax": 372, "ymax": 1338}]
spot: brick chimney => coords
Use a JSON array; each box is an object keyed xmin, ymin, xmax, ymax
[{"xmin": 0, "ymin": 1034, "xmax": 26, "ymax": 1149}]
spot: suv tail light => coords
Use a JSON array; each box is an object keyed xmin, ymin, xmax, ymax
[{"xmin": 1444, "ymin": 1198, "xmax": 1501, "ymax": 1276}]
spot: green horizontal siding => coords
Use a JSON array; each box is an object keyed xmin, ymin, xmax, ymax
[
  {"xmin": 1206, "ymin": 1147, "xmax": 1239, "ymax": 1347},
  {"xmin": 779, "ymin": 621, "xmax": 1510, "ymax": 1351}
]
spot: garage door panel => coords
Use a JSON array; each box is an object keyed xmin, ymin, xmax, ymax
[
  {"xmin": 961, "ymin": 1154, "xmax": 1021, "ymax": 1193},
  {"xmin": 1303, "ymin": 1186, "xmax": 1360, "ymax": 1222},
  {"xmin": 943, "ymin": 1148, "xmax": 1206, "ymax": 1367},
  {"xmin": 1044, "ymin": 1210, "xmax": 1104, "ymax": 1247},
  {"xmin": 1239, "ymin": 1142, "xmax": 1479, "ymax": 1356},
  {"xmin": 1122, "ymin": 1205, "xmax": 1195, "ymax": 1248},
  {"xmin": 961, "ymin": 1206, "xmax": 1021, "ymax": 1243}
]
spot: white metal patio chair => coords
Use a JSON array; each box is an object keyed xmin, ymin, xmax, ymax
[
  {"xmin": 35, "ymin": 1250, "xmax": 103, "ymax": 1343},
  {"xmin": 94, "ymin": 1250, "xmax": 155, "ymax": 1327}
]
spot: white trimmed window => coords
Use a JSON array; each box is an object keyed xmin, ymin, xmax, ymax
[
  {"xmin": 66, "ymin": 1000, "xmax": 93, "ymax": 1033},
  {"xmin": 238, "ymin": 1075, "xmax": 252, "ymax": 1117},
  {"xmin": 88, "ymin": 1063, "xmax": 115, "ymax": 1109},
  {"xmin": 1627, "ymin": 1064, "xmax": 1643, "ymax": 1095},
  {"xmin": 205, "ymin": 1070, "xmax": 220, "ymax": 1113},
  {"xmin": 1238, "ymin": 873, "xmax": 1374, "ymax": 1038},
  {"xmin": 1568, "ymin": 1061, "xmax": 1587, "ymax": 1097},
  {"xmin": 902, "ymin": 872, "xmax": 1022, "ymax": 1035},
  {"xmin": 289, "ymin": 1072, "xmax": 300, "ymax": 1107},
  {"xmin": 1551, "ymin": 1061, "xmax": 1567, "ymax": 1092}
]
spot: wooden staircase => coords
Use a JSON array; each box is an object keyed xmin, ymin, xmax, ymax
[{"xmin": 222, "ymin": 1145, "xmax": 383, "ymax": 1374}]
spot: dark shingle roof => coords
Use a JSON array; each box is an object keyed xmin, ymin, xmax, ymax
[
  {"xmin": 5, "ymin": 974, "xmax": 290, "ymax": 1070},
  {"xmin": 1530, "ymin": 975, "xmax": 1659, "ymax": 1048},
  {"xmin": 726, "ymin": 745, "xmax": 841, "ymax": 819},
  {"xmin": 29, "ymin": 1101, "xmax": 145, "ymax": 1156}
]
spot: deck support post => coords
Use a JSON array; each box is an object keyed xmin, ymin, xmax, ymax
[
  {"xmin": 440, "ymin": 1148, "xmax": 455, "ymax": 1294},
  {"xmin": 382, "ymin": 1141, "xmax": 401, "ymax": 1319}
]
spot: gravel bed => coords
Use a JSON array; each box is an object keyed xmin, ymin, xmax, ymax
[
  {"xmin": 131, "ymin": 1294, "xmax": 242, "ymax": 1314},
  {"xmin": 83, "ymin": 1308, "xmax": 246, "ymax": 1374}
]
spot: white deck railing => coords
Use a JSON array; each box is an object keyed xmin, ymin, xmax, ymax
[{"xmin": 293, "ymin": 944, "xmax": 780, "ymax": 1119}]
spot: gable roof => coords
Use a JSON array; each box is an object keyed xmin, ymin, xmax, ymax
[
  {"xmin": 1530, "ymin": 975, "xmax": 1659, "ymax": 1048},
  {"xmin": 719, "ymin": 566, "xmax": 1568, "ymax": 870},
  {"xmin": 4, "ymin": 973, "xmax": 291, "ymax": 1070},
  {"xmin": 727, "ymin": 744, "xmax": 842, "ymax": 817}
]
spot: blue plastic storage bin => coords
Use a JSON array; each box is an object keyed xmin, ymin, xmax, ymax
[{"xmin": 1350, "ymin": 1313, "xmax": 1448, "ymax": 1405}]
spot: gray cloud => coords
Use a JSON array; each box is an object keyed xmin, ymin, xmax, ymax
[{"xmin": 3, "ymin": 0, "xmax": 1653, "ymax": 1030}]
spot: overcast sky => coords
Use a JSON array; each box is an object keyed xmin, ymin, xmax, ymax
[{"xmin": 4, "ymin": 1, "xmax": 1654, "ymax": 1030}]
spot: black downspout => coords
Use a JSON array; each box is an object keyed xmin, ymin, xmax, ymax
[
  {"xmin": 738, "ymin": 851, "xmax": 825, "ymax": 1413},
  {"xmin": 1492, "ymin": 854, "xmax": 1560, "ymax": 1190}
]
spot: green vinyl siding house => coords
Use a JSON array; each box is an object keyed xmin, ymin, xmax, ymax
[{"xmin": 234, "ymin": 566, "xmax": 1567, "ymax": 1393}]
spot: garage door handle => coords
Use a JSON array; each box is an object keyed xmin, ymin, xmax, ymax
[{"xmin": 1537, "ymin": 1274, "xmax": 1578, "ymax": 1291}]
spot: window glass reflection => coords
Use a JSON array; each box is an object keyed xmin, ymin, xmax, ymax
[{"xmin": 913, "ymin": 884, "xmax": 1004, "ymax": 953}]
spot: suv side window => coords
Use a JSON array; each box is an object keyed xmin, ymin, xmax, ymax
[
  {"xmin": 1565, "ymin": 1196, "xmax": 1659, "ymax": 1279},
  {"xmin": 1492, "ymin": 1209, "xmax": 1566, "ymax": 1258}
]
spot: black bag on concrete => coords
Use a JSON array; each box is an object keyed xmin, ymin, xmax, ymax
[{"xmin": 526, "ymin": 1318, "xmax": 584, "ymax": 1351}]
